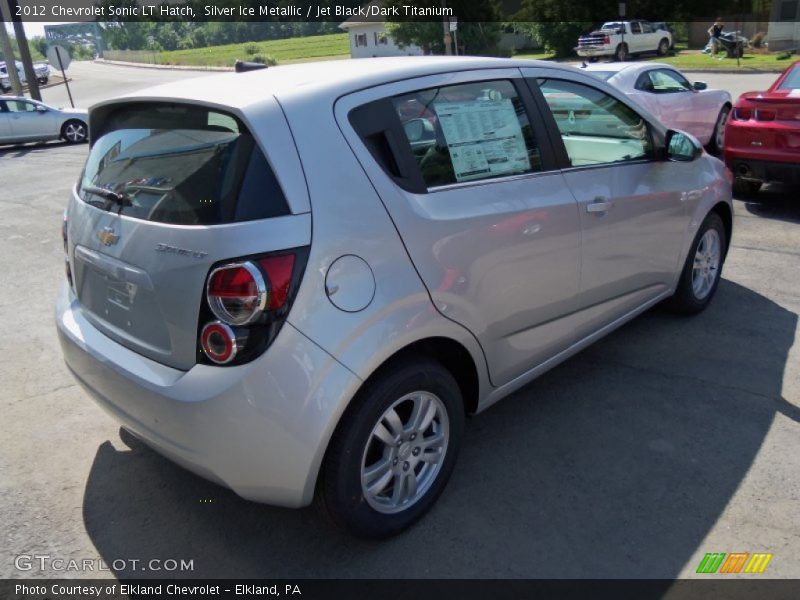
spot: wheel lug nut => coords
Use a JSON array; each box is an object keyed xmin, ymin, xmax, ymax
[
  {"xmin": 393, "ymin": 458, "xmax": 398, "ymax": 465},
  {"xmin": 403, "ymin": 461, "xmax": 410, "ymax": 471},
  {"xmin": 412, "ymin": 447, "xmax": 420, "ymax": 456},
  {"xmin": 410, "ymin": 433, "xmax": 416, "ymax": 440},
  {"xmin": 396, "ymin": 440, "xmax": 403, "ymax": 447}
]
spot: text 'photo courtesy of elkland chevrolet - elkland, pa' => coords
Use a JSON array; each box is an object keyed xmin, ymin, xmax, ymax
[{"xmin": 1, "ymin": 1, "xmax": 800, "ymax": 598}]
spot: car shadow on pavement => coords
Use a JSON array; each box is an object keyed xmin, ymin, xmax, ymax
[
  {"xmin": 81, "ymin": 279, "xmax": 797, "ymax": 578},
  {"xmin": 0, "ymin": 140, "xmax": 72, "ymax": 158},
  {"xmin": 743, "ymin": 183, "xmax": 800, "ymax": 224}
]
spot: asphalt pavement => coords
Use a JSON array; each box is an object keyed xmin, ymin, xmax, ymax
[{"xmin": 1, "ymin": 61, "xmax": 798, "ymax": 580}]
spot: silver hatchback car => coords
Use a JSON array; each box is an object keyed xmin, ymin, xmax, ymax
[{"xmin": 57, "ymin": 57, "xmax": 733, "ymax": 538}]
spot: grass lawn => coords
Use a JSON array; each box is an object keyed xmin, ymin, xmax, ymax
[
  {"xmin": 655, "ymin": 51, "xmax": 796, "ymax": 71},
  {"xmin": 158, "ymin": 33, "xmax": 350, "ymax": 67},
  {"xmin": 515, "ymin": 46, "xmax": 795, "ymax": 72}
]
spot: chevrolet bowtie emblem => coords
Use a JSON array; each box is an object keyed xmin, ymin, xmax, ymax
[{"xmin": 97, "ymin": 226, "xmax": 120, "ymax": 246}]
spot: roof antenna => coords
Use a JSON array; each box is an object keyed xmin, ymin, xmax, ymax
[{"xmin": 235, "ymin": 60, "xmax": 268, "ymax": 73}]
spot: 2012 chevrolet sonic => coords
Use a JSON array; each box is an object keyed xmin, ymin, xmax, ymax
[{"xmin": 57, "ymin": 57, "xmax": 733, "ymax": 538}]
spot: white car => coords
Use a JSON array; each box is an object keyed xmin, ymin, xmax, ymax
[
  {"xmin": 0, "ymin": 60, "xmax": 50, "ymax": 91},
  {"xmin": 0, "ymin": 96, "xmax": 88, "ymax": 145},
  {"xmin": 582, "ymin": 62, "xmax": 732, "ymax": 153}
]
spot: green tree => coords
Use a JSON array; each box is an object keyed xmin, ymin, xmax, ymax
[{"xmin": 385, "ymin": 0, "xmax": 503, "ymax": 55}]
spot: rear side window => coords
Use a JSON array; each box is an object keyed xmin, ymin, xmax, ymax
[
  {"xmin": 79, "ymin": 103, "xmax": 289, "ymax": 225},
  {"xmin": 391, "ymin": 80, "xmax": 543, "ymax": 187}
]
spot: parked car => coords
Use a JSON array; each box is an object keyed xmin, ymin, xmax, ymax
[
  {"xmin": 0, "ymin": 60, "xmax": 50, "ymax": 91},
  {"xmin": 724, "ymin": 60, "xmax": 800, "ymax": 195},
  {"xmin": 56, "ymin": 57, "xmax": 733, "ymax": 538},
  {"xmin": 34, "ymin": 61, "xmax": 50, "ymax": 84},
  {"xmin": 0, "ymin": 96, "xmax": 88, "ymax": 145},
  {"xmin": 582, "ymin": 62, "xmax": 732, "ymax": 153},
  {"xmin": 576, "ymin": 20, "xmax": 673, "ymax": 62}
]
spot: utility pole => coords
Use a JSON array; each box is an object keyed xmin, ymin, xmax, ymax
[
  {"xmin": 441, "ymin": 0, "xmax": 452, "ymax": 55},
  {"xmin": 6, "ymin": 0, "xmax": 40, "ymax": 100},
  {"xmin": 0, "ymin": 14, "xmax": 23, "ymax": 95}
]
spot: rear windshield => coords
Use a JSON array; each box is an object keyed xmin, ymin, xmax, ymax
[
  {"xmin": 79, "ymin": 103, "xmax": 289, "ymax": 225},
  {"xmin": 586, "ymin": 71, "xmax": 617, "ymax": 81},
  {"xmin": 777, "ymin": 66, "xmax": 800, "ymax": 90}
]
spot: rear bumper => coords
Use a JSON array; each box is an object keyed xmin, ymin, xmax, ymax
[
  {"xmin": 576, "ymin": 47, "xmax": 612, "ymax": 57},
  {"xmin": 56, "ymin": 283, "xmax": 361, "ymax": 508},
  {"xmin": 724, "ymin": 154, "xmax": 800, "ymax": 185}
]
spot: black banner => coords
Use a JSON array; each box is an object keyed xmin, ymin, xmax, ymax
[
  {"xmin": 4, "ymin": 580, "xmax": 800, "ymax": 600},
  {"xmin": 1, "ymin": 0, "xmax": 783, "ymax": 23}
]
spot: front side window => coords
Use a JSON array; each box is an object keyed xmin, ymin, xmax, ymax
[
  {"xmin": 392, "ymin": 80, "xmax": 543, "ymax": 187},
  {"xmin": 537, "ymin": 78, "xmax": 652, "ymax": 167},
  {"xmin": 5, "ymin": 100, "xmax": 37, "ymax": 113}
]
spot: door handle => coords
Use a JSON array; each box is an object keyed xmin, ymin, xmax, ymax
[{"xmin": 586, "ymin": 198, "xmax": 613, "ymax": 213}]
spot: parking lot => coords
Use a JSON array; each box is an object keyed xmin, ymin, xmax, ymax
[{"xmin": 1, "ymin": 62, "xmax": 799, "ymax": 579}]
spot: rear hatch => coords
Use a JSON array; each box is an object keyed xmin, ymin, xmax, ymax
[
  {"xmin": 66, "ymin": 100, "xmax": 310, "ymax": 370},
  {"xmin": 730, "ymin": 91, "xmax": 800, "ymax": 158}
]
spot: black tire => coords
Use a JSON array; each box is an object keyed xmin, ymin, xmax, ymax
[
  {"xmin": 614, "ymin": 43, "xmax": 629, "ymax": 62},
  {"xmin": 707, "ymin": 105, "xmax": 731, "ymax": 156},
  {"xmin": 657, "ymin": 38, "xmax": 670, "ymax": 56},
  {"xmin": 588, "ymin": 56, "xmax": 599, "ymax": 63},
  {"xmin": 733, "ymin": 178, "xmax": 762, "ymax": 197},
  {"xmin": 317, "ymin": 357, "xmax": 464, "ymax": 538},
  {"xmin": 664, "ymin": 212, "xmax": 727, "ymax": 315},
  {"xmin": 38, "ymin": 77, "xmax": 49, "ymax": 85},
  {"xmin": 61, "ymin": 119, "xmax": 88, "ymax": 144}
]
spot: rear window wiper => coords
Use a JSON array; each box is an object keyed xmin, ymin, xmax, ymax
[{"xmin": 82, "ymin": 184, "xmax": 133, "ymax": 208}]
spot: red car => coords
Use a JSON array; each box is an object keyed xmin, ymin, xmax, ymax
[{"xmin": 724, "ymin": 60, "xmax": 800, "ymax": 195}]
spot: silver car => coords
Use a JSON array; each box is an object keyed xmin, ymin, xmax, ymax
[
  {"xmin": 56, "ymin": 57, "xmax": 733, "ymax": 538},
  {"xmin": 0, "ymin": 96, "xmax": 88, "ymax": 145}
]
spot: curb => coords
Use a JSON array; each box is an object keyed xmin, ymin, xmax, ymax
[
  {"xmin": 682, "ymin": 68, "xmax": 786, "ymax": 74},
  {"xmin": 94, "ymin": 59, "xmax": 232, "ymax": 72}
]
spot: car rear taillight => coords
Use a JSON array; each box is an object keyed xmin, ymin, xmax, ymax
[
  {"xmin": 755, "ymin": 109, "xmax": 776, "ymax": 121},
  {"xmin": 733, "ymin": 107, "xmax": 752, "ymax": 121},
  {"xmin": 207, "ymin": 262, "xmax": 267, "ymax": 326},
  {"xmin": 199, "ymin": 249, "xmax": 308, "ymax": 366},
  {"xmin": 603, "ymin": 35, "xmax": 610, "ymax": 45},
  {"xmin": 200, "ymin": 322, "xmax": 244, "ymax": 365}
]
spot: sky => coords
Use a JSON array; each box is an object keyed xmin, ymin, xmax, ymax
[{"xmin": 3, "ymin": 21, "xmax": 64, "ymax": 39}]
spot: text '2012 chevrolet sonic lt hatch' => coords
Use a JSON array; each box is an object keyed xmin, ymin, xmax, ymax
[{"xmin": 57, "ymin": 57, "xmax": 733, "ymax": 538}]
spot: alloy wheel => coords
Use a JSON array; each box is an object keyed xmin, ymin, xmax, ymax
[
  {"xmin": 360, "ymin": 391, "xmax": 449, "ymax": 514},
  {"xmin": 692, "ymin": 229, "xmax": 721, "ymax": 300},
  {"xmin": 715, "ymin": 108, "xmax": 729, "ymax": 150},
  {"xmin": 64, "ymin": 122, "xmax": 86, "ymax": 143}
]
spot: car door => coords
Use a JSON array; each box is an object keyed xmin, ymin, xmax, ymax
[
  {"xmin": 639, "ymin": 21, "xmax": 659, "ymax": 52},
  {"xmin": 0, "ymin": 101, "xmax": 12, "ymax": 141},
  {"xmin": 523, "ymin": 69, "xmax": 688, "ymax": 338},
  {"xmin": 336, "ymin": 69, "xmax": 582, "ymax": 386},
  {"xmin": 5, "ymin": 99, "xmax": 56, "ymax": 140}
]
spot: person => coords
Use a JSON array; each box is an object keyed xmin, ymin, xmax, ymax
[{"xmin": 708, "ymin": 19, "xmax": 724, "ymax": 58}]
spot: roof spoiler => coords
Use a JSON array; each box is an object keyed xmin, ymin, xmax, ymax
[{"xmin": 234, "ymin": 60, "xmax": 268, "ymax": 73}]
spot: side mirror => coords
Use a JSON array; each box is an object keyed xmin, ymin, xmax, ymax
[
  {"xmin": 693, "ymin": 81, "xmax": 708, "ymax": 91},
  {"xmin": 665, "ymin": 129, "xmax": 702, "ymax": 162},
  {"xmin": 35, "ymin": 105, "xmax": 48, "ymax": 112}
]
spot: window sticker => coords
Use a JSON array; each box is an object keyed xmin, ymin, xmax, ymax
[{"xmin": 433, "ymin": 99, "xmax": 531, "ymax": 183}]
